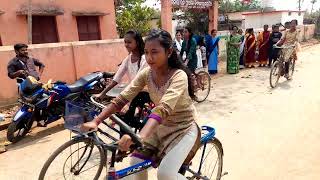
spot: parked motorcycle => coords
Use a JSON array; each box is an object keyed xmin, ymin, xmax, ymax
[{"xmin": 7, "ymin": 71, "xmax": 114, "ymax": 143}]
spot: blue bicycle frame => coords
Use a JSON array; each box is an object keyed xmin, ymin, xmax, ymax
[{"xmin": 108, "ymin": 126, "xmax": 216, "ymax": 179}]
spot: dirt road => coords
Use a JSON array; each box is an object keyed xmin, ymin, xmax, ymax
[{"xmin": 0, "ymin": 44, "xmax": 320, "ymax": 180}]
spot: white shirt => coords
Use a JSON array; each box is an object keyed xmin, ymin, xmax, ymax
[
  {"xmin": 113, "ymin": 54, "xmax": 148, "ymax": 83},
  {"xmin": 175, "ymin": 39, "xmax": 183, "ymax": 52}
]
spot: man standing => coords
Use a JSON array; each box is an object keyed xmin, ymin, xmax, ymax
[
  {"xmin": 7, "ymin": 43, "xmax": 45, "ymax": 82},
  {"xmin": 257, "ymin": 25, "xmax": 271, "ymax": 67}
]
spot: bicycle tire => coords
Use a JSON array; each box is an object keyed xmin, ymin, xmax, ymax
[
  {"xmin": 186, "ymin": 138, "xmax": 223, "ymax": 180},
  {"xmin": 194, "ymin": 71, "xmax": 211, "ymax": 103},
  {"xmin": 269, "ymin": 60, "xmax": 281, "ymax": 88},
  {"xmin": 38, "ymin": 137, "xmax": 105, "ymax": 180}
]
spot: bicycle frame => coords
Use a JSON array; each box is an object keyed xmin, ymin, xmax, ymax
[{"xmin": 105, "ymin": 126, "xmax": 216, "ymax": 179}]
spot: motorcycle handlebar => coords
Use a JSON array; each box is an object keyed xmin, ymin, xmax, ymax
[{"xmin": 103, "ymin": 72, "xmax": 115, "ymax": 79}]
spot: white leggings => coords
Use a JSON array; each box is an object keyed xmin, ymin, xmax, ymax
[{"xmin": 127, "ymin": 124, "xmax": 198, "ymax": 180}]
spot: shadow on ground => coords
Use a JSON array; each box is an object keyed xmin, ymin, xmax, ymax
[{"xmin": 6, "ymin": 122, "xmax": 64, "ymax": 152}]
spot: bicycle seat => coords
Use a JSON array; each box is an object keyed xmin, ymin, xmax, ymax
[{"xmin": 67, "ymin": 73, "xmax": 102, "ymax": 93}]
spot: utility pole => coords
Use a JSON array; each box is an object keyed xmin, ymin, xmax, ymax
[{"xmin": 27, "ymin": 0, "xmax": 32, "ymax": 44}]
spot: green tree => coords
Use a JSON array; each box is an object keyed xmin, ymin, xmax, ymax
[
  {"xmin": 218, "ymin": 0, "xmax": 262, "ymax": 26},
  {"xmin": 177, "ymin": 11, "xmax": 209, "ymax": 34},
  {"xmin": 311, "ymin": 0, "xmax": 317, "ymax": 13},
  {"xmin": 219, "ymin": 0, "xmax": 262, "ymax": 13},
  {"xmin": 115, "ymin": 0, "xmax": 155, "ymax": 37}
]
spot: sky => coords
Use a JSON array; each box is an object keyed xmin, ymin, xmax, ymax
[{"xmin": 143, "ymin": 0, "xmax": 320, "ymax": 12}]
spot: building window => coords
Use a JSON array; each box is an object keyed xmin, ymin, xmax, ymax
[
  {"xmin": 32, "ymin": 16, "xmax": 59, "ymax": 44},
  {"xmin": 76, "ymin": 16, "xmax": 101, "ymax": 41},
  {"xmin": 288, "ymin": 12, "xmax": 292, "ymax": 16}
]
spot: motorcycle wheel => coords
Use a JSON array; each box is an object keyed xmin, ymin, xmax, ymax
[{"xmin": 7, "ymin": 116, "xmax": 34, "ymax": 143}]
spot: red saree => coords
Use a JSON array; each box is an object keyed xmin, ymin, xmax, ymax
[
  {"xmin": 245, "ymin": 34, "xmax": 256, "ymax": 67},
  {"xmin": 257, "ymin": 31, "xmax": 271, "ymax": 66}
]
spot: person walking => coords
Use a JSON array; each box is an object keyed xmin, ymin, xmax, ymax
[{"xmin": 180, "ymin": 27, "xmax": 198, "ymax": 73}]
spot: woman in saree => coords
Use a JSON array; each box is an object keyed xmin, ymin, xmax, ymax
[
  {"xmin": 207, "ymin": 29, "xmax": 220, "ymax": 74},
  {"xmin": 244, "ymin": 28, "xmax": 256, "ymax": 68},
  {"xmin": 227, "ymin": 26, "xmax": 242, "ymax": 74}
]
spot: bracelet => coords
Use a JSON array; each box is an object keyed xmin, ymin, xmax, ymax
[{"xmin": 148, "ymin": 113, "xmax": 162, "ymax": 124}]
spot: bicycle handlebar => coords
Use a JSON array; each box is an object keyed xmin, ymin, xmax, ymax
[
  {"xmin": 89, "ymin": 96, "xmax": 143, "ymax": 147},
  {"xmin": 109, "ymin": 114, "xmax": 143, "ymax": 147}
]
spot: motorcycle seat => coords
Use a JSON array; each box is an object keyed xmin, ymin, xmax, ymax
[
  {"xmin": 67, "ymin": 73, "xmax": 101, "ymax": 93},
  {"xmin": 105, "ymin": 84, "xmax": 127, "ymax": 98}
]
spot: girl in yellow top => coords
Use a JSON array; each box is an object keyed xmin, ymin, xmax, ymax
[
  {"xmin": 81, "ymin": 29, "xmax": 200, "ymax": 180},
  {"xmin": 277, "ymin": 19, "xmax": 299, "ymax": 77}
]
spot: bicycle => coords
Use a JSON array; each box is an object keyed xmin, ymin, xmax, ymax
[
  {"xmin": 269, "ymin": 44, "xmax": 296, "ymax": 88},
  {"xmin": 193, "ymin": 69, "xmax": 211, "ymax": 103},
  {"xmin": 39, "ymin": 97, "xmax": 224, "ymax": 180}
]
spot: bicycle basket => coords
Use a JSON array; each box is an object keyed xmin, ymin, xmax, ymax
[
  {"xmin": 282, "ymin": 47, "xmax": 295, "ymax": 62},
  {"xmin": 64, "ymin": 101, "xmax": 99, "ymax": 132}
]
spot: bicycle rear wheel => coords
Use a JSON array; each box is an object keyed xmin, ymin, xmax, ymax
[
  {"xmin": 269, "ymin": 60, "xmax": 281, "ymax": 88},
  {"xmin": 186, "ymin": 138, "xmax": 223, "ymax": 180},
  {"xmin": 194, "ymin": 71, "xmax": 211, "ymax": 103},
  {"xmin": 38, "ymin": 137, "xmax": 105, "ymax": 180}
]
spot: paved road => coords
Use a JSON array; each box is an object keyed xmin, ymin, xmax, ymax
[{"xmin": 0, "ymin": 44, "xmax": 320, "ymax": 180}]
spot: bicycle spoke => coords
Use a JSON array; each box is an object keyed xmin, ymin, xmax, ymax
[
  {"xmin": 40, "ymin": 138, "xmax": 103, "ymax": 180},
  {"xmin": 186, "ymin": 139, "xmax": 223, "ymax": 180},
  {"xmin": 78, "ymin": 164, "xmax": 100, "ymax": 174}
]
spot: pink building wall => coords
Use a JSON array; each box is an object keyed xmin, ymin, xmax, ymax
[
  {"xmin": 0, "ymin": 40, "xmax": 128, "ymax": 106},
  {"xmin": 0, "ymin": 0, "xmax": 117, "ymax": 46}
]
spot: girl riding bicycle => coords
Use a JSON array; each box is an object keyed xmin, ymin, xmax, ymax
[
  {"xmin": 81, "ymin": 29, "xmax": 201, "ymax": 180},
  {"xmin": 95, "ymin": 30, "xmax": 150, "ymax": 125},
  {"xmin": 276, "ymin": 19, "xmax": 299, "ymax": 78}
]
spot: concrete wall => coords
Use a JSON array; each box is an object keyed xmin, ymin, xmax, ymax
[
  {"xmin": 293, "ymin": 24, "xmax": 316, "ymax": 42},
  {"xmin": 281, "ymin": 12, "xmax": 304, "ymax": 26},
  {"xmin": 227, "ymin": 12, "xmax": 245, "ymax": 21},
  {"xmin": 244, "ymin": 13, "xmax": 282, "ymax": 29},
  {"xmin": 244, "ymin": 12, "xmax": 305, "ymax": 29},
  {"xmin": 0, "ymin": 0, "xmax": 117, "ymax": 46},
  {"xmin": 0, "ymin": 39, "xmax": 127, "ymax": 105}
]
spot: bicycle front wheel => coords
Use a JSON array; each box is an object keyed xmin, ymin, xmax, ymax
[
  {"xmin": 269, "ymin": 60, "xmax": 281, "ymax": 88},
  {"xmin": 194, "ymin": 71, "xmax": 211, "ymax": 103},
  {"xmin": 186, "ymin": 138, "xmax": 223, "ymax": 180},
  {"xmin": 38, "ymin": 137, "xmax": 105, "ymax": 180}
]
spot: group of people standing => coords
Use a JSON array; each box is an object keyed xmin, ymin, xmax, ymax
[
  {"xmin": 174, "ymin": 28, "xmax": 207, "ymax": 73},
  {"xmin": 226, "ymin": 19, "xmax": 299, "ymax": 74},
  {"xmin": 173, "ymin": 28, "xmax": 220, "ymax": 75}
]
